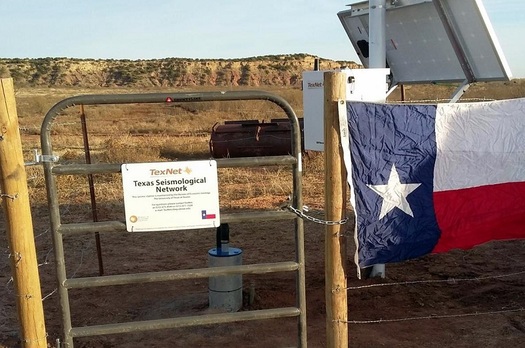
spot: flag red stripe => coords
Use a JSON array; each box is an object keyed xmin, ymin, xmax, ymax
[{"xmin": 432, "ymin": 181, "xmax": 525, "ymax": 253}]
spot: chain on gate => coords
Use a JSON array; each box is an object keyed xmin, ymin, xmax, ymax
[{"xmin": 281, "ymin": 200, "xmax": 349, "ymax": 226}]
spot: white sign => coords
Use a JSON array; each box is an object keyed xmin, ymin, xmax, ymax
[{"xmin": 121, "ymin": 160, "xmax": 220, "ymax": 232}]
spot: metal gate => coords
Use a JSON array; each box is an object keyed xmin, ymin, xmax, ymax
[{"xmin": 40, "ymin": 90, "xmax": 306, "ymax": 347}]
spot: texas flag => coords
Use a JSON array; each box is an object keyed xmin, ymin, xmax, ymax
[
  {"xmin": 343, "ymin": 98, "xmax": 525, "ymax": 268},
  {"xmin": 201, "ymin": 210, "xmax": 216, "ymax": 220}
]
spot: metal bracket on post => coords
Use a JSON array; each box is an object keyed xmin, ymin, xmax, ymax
[{"xmin": 25, "ymin": 149, "xmax": 59, "ymax": 166}]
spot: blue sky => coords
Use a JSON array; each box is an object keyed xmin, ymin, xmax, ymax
[{"xmin": 1, "ymin": 0, "xmax": 523, "ymax": 77}]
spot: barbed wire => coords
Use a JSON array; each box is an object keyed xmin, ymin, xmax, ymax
[
  {"xmin": 342, "ymin": 307, "xmax": 525, "ymax": 325},
  {"xmin": 38, "ymin": 248, "xmax": 54, "ymax": 268},
  {"xmin": 42, "ymin": 288, "xmax": 57, "ymax": 302},
  {"xmin": 34, "ymin": 228, "xmax": 50, "ymax": 241},
  {"xmin": 1, "ymin": 247, "xmax": 14, "ymax": 295},
  {"xmin": 397, "ymin": 97, "xmax": 496, "ymax": 104},
  {"xmin": 342, "ymin": 268, "xmax": 525, "ymax": 325},
  {"xmin": 347, "ymin": 270, "xmax": 525, "ymax": 290}
]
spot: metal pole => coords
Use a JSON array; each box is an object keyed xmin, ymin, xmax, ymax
[
  {"xmin": 369, "ymin": 0, "xmax": 387, "ymax": 278},
  {"xmin": 369, "ymin": 0, "xmax": 386, "ymax": 69},
  {"xmin": 80, "ymin": 105, "xmax": 104, "ymax": 276},
  {"xmin": 324, "ymin": 72, "xmax": 348, "ymax": 348}
]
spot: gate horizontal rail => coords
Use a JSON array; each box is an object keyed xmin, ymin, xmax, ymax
[
  {"xmin": 57, "ymin": 210, "xmax": 297, "ymax": 235},
  {"xmin": 70, "ymin": 307, "xmax": 301, "ymax": 338},
  {"xmin": 51, "ymin": 155, "xmax": 297, "ymax": 175},
  {"xmin": 65, "ymin": 261, "xmax": 299, "ymax": 289},
  {"xmin": 58, "ymin": 211, "xmax": 296, "ymax": 236}
]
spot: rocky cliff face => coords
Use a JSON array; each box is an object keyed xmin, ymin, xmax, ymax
[{"xmin": 0, "ymin": 54, "xmax": 360, "ymax": 88}]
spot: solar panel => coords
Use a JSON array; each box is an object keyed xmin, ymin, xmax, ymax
[{"xmin": 338, "ymin": 0, "xmax": 512, "ymax": 84}]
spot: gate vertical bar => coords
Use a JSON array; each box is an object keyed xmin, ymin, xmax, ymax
[
  {"xmin": 288, "ymin": 97, "xmax": 307, "ymax": 348},
  {"xmin": 41, "ymin": 104, "xmax": 74, "ymax": 348},
  {"xmin": 323, "ymin": 72, "xmax": 348, "ymax": 348}
]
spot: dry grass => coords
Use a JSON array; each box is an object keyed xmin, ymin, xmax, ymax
[
  {"xmin": 17, "ymin": 86, "xmax": 310, "ymax": 216},
  {"xmin": 15, "ymin": 81, "xmax": 525, "ymax": 215}
]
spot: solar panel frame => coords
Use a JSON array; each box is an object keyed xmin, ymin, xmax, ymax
[{"xmin": 338, "ymin": 0, "xmax": 512, "ymax": 85}]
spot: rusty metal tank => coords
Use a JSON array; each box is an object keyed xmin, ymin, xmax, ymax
[{"xmin": 209, "ymin": 118, "xmax": 304, "ymax": 158}]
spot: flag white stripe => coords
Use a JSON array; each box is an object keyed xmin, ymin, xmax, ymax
[{"xmin": 434, "ymin": 98, "xmax": 525, "ymax": 192}]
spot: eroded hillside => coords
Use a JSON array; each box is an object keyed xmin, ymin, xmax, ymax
[{"xmin": 0, "ymin": 54, "xmax": 360, "ymax": 88}]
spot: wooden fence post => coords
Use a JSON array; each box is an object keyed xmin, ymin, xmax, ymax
[
  {"xmin": 0, "ymin": 78, "xmax": 47, "ymax": 348},
  {"xmin": 324, "ymin": 71, "xmax": 348, "ymax": 347}
]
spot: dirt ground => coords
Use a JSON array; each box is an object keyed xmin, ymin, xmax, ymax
[
  {"xmin": 1, "ymin": 200, "xmax": 524, "ymax": 348},
  {"xmin": 1, "ymin": 83, "xmax": 524, "ymax": 347}
]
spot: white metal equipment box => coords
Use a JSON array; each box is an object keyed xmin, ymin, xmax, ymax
[{"xmin": 302, "ymin": 68, "xmax": 390, "ymax": 151}]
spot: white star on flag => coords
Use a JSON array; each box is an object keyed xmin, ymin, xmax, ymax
[{"xmin": 367, "ymin": 164, "xmax": 421, "ymax": 220}]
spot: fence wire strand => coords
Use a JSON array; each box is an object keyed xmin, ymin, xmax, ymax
[
  {"xmin": 347, "ymin": 270, "xmax": 525, "ymax": 290},
  {"xmin": 343, "ymin": 307, "xmax": 525, "ymax": 324},
  {"xmin": 345, "ymin": 269, "xmax": 525, "ymax": 325}
]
